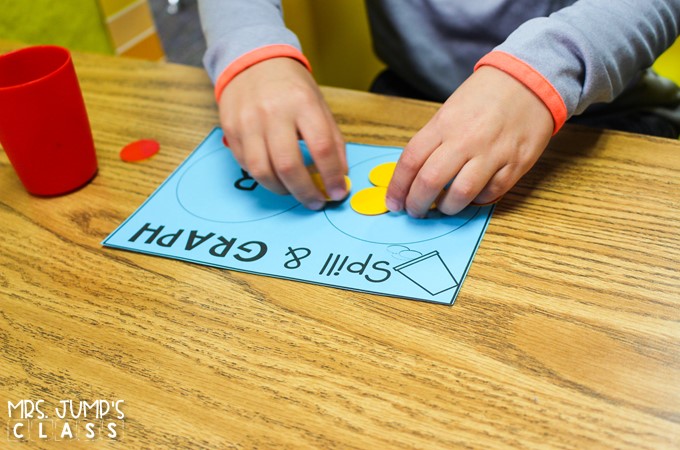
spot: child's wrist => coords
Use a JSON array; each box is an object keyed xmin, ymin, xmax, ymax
[
  {"xmin": 214, "ymin": 45, "xmax": 311, "ymax": 102},
  {"xmin": 475, "ymin": 51, "xmax": 567, "ymax": 135}
]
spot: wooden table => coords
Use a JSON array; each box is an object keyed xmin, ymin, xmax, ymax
[{"xmin": 1, "ymin": 41, "xmax": 679, "ymax": 449}]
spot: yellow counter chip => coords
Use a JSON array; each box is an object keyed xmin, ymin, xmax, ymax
[
  {"xmin": 350, "ymin": 186, "xmax": 389, "ymax": 215},
  {"xmin": 368, "ymin": 162, "xmax": 397, "ymax": 187}
]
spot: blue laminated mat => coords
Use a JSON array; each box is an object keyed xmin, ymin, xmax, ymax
[{"xmin": 103, "ymin": 128, "xmax": 494, "ymax": 305}]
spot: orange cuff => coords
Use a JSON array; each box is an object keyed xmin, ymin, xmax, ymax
[
  {"xmin": 475, "ymin": 51, "xmax": 567, "ymax": 135},
  {"xmin": 214, "ymin": 44, "xmax": 312, "ymax": 102}
]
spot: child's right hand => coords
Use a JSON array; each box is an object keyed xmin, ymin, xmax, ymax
[{"xmin": 218, "ymin": 57, "xmax": 348, "ymax": 210}]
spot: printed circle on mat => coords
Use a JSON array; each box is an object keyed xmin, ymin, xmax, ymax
[
  {"xmin": 324, "ymin": 152, "xmax": 480, "ymax": 244},
  {"xmin": 176, "ymin": 147, "xmax": 300, "ymax": 223}
]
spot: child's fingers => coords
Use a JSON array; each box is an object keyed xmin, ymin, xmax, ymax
[
  {"xmin": 328, "ymin": 109, "xmax": 348, "ymax": 173},
  {"xmin": 241, "ymin": 133, "xmax": 288, "ymax": 195},
  {"xmin": 434, "ymin": 158, "xmax": 499, "ymax": 216},
  {"xmin": 222, "ymin": 132, "xmax": 246, "ymax": 172},
  {"xmin": 472, "ymin": 164, "xmax": 520, "ymax": 205},
  {"xmin": 267, "ymin": 123, "xmax": 326, "ymax": 209},
  {"xmin": 386, "ymin": 123, "xmax": 443, "ymax": 212},
  {"xmin": 318, "ymin": 101, "xmax": 348, "ymax": 173},
  {"xmin": 400, "ymin": 143, "xmax": 467, "ymax": 217},
  {"xmin": 297, "ymin": 105, "xmax": 348, "ymax": 202},
  {"xmin": 219, "ymin": 104, "xmax": 250, "ymax": 172}
]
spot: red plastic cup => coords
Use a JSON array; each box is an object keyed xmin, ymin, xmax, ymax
[{"xmin": 0, "ymin": 45, "xmax": 97, "ymax": 196}]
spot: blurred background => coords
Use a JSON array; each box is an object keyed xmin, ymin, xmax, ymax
[
  {"xmin": 148, "ymin": 0, "xmax": 386, "ymax": 90},
  {"xmin": 0, "ymin": 0, "xmax": 677, "ymax": 91},
  {"xmin": 0, "ymin": 0, "xmax": 383, "ymax": 90}
]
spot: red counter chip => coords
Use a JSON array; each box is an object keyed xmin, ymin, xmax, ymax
[{"xmin": 120, "ymin": 139, "xmax": 160, "ymax": 162}]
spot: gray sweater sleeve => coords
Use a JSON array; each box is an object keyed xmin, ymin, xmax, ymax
[
  {"xmin": 198, "ymin": 0, "xmax": 679, "ymax": 126},
  {"xmin": 492, "ymin": 0, "xmax": 680, "ymax": 117},
  {"xmin": 198, "ymin": 0, "xmax": 300, "ymax": 84}
]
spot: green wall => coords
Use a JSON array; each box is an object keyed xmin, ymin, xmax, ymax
[{"xmin": 0, "ymin": 0, "xmax": 113, "ymax": 54}]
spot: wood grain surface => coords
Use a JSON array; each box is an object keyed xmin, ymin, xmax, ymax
[{"xmin": 1, "ymin": 41, "xmax": 679, "ymax": 449}]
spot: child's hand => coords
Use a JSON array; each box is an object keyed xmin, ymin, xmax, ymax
[
  {"xmin": 386, "ymin": 66, "xmax": 554, "ymax": 217},
  {"xmin": 219, "ymin": 57, "xmax": 348, "ymax": 210}
]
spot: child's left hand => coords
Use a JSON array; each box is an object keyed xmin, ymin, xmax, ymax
[{"xmin": 385, "ymin": 66, "xmax": 554, "ymax": 217}]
